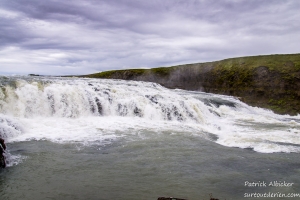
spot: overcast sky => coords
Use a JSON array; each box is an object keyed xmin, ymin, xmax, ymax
[{"xmin": 0, "ymin": 0, "xmax": 299, "ymax": 75}]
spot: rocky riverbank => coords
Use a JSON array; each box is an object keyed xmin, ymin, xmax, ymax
[{"xmin": 80, "ymin": 54, "xmax": 300, "ymax": 115}]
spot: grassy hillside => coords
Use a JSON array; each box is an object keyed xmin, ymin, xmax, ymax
[{"xmin": 80, "ymin": 54, "xmax": 300, "ymax": 115}]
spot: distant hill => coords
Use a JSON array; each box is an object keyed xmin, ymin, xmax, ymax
[{"xmin": 79, "ymin": 54, "xmax": 300, "ymax": 115}]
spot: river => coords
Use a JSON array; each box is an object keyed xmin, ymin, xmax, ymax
[{"xmin": 0, "ymin": 76, "xmax": 299, "ymax": 200}]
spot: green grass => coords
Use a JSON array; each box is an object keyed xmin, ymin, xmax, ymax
[
  {"xmin": 150, "ymin": 67, "xmax": 174, "ymax": 76},
  {"xmin": 80, "ymin": 70, "xmax": 119, "ymax": 78},
  {"xmin": 77, "ymin": 53, "xmax": 300, "ymax": 115},
  {"xmin": 80, "ymin": 54, "xmax": 300, "ymax": 79}
]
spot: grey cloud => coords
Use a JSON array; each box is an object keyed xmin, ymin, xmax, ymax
[{"xmin": 0, "ymin": 0, "xmax": 299, "ymax": 75}]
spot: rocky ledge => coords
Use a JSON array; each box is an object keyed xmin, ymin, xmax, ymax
[{"xmin": 80, "ymin": 54, "xmax": 300, "ymax": 115}]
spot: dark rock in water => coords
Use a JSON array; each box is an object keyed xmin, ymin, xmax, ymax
[
  {"xmin": 157, "ymin": 197, "xmax": 187, "ymax": 200},
  {"xmin": 47, "ymin": 94, "xmax": 56, "ymax": 114},
  {"xmin": 95, "ymin": 97, "xmax": 102, "ymax": 115},
  {"xmin": 133, "ymin": 107, "xmax": 142, "ymax": 117},
  {"xmin": 145, "ymin": 95, "xmax": 159, "ymax": 104},
  {"xmin": 208, "ymin": 109, "xmax": 221, "ymax": 117},
  {"xmin": 93, "ymin": 87, "xmax": 100, "ymax": 92},
  {"xmin": 0, "ymin": 156, "xmax": 6, "ymax": 168},
  {"xmin": 209, "ymin": 193, "xmax": 219, "ymax": 200},
  {"xmin": 203, "ymin": 98, "xmax": 236, "ymax": 108}
]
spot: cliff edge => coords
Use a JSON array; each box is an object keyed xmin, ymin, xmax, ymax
[{"xmin": 80, "ymin": 54, "xmax": 300, "ymax": 115}]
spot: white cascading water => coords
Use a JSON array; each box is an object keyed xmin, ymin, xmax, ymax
[{"xmin": 0, "ymin": 76, "xmax": 300, "ymax": 153}]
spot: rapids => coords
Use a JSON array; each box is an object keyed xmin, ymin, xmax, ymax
[{"xmin": 0, "ymin": 76, "xmax": 299, "ymax": 157}]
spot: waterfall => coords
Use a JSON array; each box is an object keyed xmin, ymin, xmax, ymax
[{"xmin": 0, "ymin": 76, "xmax": 299, "ymax": 153}]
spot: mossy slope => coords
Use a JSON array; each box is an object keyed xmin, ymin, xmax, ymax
[{"xmin": 80, "ymin": 54, "xmax": 300, "ymax": 115}]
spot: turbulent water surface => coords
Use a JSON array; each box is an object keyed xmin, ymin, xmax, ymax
[{"xmin": 0, "ymin": 76, "xmax": 300, "ymax": 200}]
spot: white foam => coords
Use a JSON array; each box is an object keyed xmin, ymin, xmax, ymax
[
  {"xmin": 7, "ymin": 116, "xmax": 213, "ymax": 148},
  {"xmin": 0, "ymin": 114, "xmax": 24, "ymax": 139},
  {"xmin": 4, "ymin": 151, "xmax": 26, "ymax": 167},
  {"xmin": 0, "ymin": 77, "xmax": 300, "ymax": 154}
]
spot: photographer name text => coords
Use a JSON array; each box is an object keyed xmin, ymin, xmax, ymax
[{"xmin": 245, "ymin": 181, "xmax": 294, "ymax": 187}]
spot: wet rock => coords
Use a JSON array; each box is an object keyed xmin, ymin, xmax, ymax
[
  {"xmin": 95, "ymin": 97, "xmax": 102, "ymax": 115},
  {"xmin": 157, "ymin": 197, "xmax": 187, "ymax": 200},
  {"xmin": 133, "ymin": 107, "xmax": 142, "ymax": 117}
]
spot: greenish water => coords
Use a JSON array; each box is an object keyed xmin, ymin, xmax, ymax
[{"xmin": 1, "ymin": 132, "xmax": 300, "ymax": 200}]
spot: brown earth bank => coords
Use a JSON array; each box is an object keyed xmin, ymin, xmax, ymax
[{"xmin": 78, "ymin": 54, "xmax": 300, "ymax": 115}]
